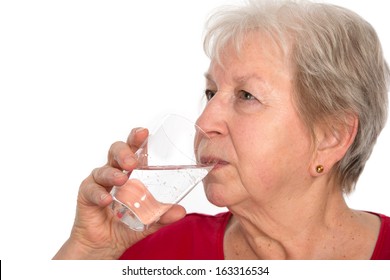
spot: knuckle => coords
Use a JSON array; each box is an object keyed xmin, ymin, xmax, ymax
[
  {"xmin": 108, "ymin": 141, "xmax": 125, "ymax": 157},
  {"xmin": 91, "ymin": 167, "xmax": 102, "ymax": 181},
  {"xmin": 108, "ymin": 141, "xmax": 130, "ymax": 163},
  {"xmin": 109, "ymin": 140, "xmax": 124, "ymax": 151}
]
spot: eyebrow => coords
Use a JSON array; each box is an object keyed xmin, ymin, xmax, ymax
[
  {"xmin": 204, "ymin": 72, "xmax": 266, "ymax": 85},
  {"xmin": 204, "ymin": 72, "xmax": 214, "ymax": 82},
  {"xmin": 234, "ymin": 73, "xmax": 266, "ymax": 84}
]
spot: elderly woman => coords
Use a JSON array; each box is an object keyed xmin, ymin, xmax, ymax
[{"xmin": 54, "ymin": 0, "xmax": 390, "ymax": 259}]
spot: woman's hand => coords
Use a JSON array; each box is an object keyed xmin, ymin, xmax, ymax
[{"xmin": 53, "ymin": 128, "xmax": 186, "ymax": 259}]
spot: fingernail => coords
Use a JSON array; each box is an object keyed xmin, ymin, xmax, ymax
[
  {"xmin": 113, "ymin": 171, "xmax": 126, "ymax": 177},
  {"xmin": 135, "ymin": 127, "xmax": 146, "ymax": 133},
  {"xmin": 124, "ymin": 155, "xmax": 137, "ymax": 166}
]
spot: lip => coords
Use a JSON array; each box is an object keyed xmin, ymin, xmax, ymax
[{"xmin": 200, "ymin": 156, "xmax": 229, "ymax": 170}]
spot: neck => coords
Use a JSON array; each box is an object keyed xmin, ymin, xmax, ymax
[{"xmin": 226, "ymin": 181, "xmax": 355, "ymax": 259}]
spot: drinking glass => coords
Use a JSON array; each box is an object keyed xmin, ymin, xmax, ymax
[{"xmin": 110, "ymin": 114, "xmax": 216, "ymax": 231}]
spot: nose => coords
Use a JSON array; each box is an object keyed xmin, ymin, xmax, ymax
[{"xmin": 196, "ymin": 92, "xmax": 229, "ymax": 139}]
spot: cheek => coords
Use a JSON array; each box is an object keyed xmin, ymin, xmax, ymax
[
  {"xmin": 230, "ymin": 136, "xmax": 274, "ymax": 194},
  {"xmin": 232, "ymin": 120, "xmax": 312, "ymax": 192},
  {"xmin": 235, "ymin": 155, "xmax": 274, "ymax": 194}
]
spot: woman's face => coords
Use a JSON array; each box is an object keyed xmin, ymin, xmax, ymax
[{"xmin": 196, "ymin": 33, "xmax": 315, "ymax": 208}]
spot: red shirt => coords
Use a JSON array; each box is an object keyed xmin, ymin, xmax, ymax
[
  {"xmin": 370, "ymin": 213, "xmax": 390, "ymax": 259},
  {"xmin": 119, "ymin": 211, "xmax": 390, "ymax": 260}
]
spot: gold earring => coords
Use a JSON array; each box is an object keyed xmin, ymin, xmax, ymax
[{"xmin": 316, "ymin": 165, "xmax": 324, "ymax": 173}]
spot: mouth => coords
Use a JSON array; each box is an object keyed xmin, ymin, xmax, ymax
[{"xmin": 200, "ymin": 156, "xmax": 228, "ymax": 170}]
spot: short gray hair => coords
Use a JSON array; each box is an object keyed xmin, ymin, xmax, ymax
[{"xmin": 203, "ymin": 0, "xmax": 390, "ymax": 193}]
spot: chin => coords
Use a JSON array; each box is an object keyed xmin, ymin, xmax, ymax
[{"xmin": 203, "ymin": 182, "xmax": 229, "ymax": 208}]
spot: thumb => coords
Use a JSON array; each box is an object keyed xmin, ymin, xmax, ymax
[
  {"xmin": 158, "ymin": 204, "xmax": 187, "ymax": 225},
  {"xmin": 139, "ymin": 204, "xmax": 186, "ymax": 238}
]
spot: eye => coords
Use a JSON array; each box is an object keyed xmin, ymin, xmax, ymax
[
  {"xmin": 238, "ymin": 90, "xmax": 256, "ymax": 101},
  {"xmin": 205, "ymin": 89, "xmax": 216, "ymax": 101},
  {"xmin": 233, "ymin": 90, "xmax": 263, "ymax": 114}
]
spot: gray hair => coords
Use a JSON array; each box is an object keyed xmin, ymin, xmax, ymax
[{"xmin": 203, "ymin": 0, "xmax": 390, "ymax": 193}]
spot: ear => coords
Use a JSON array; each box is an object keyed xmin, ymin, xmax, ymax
[{"xmin": 310, "ymin": 114, "xmax": 358, "ymax": 177}]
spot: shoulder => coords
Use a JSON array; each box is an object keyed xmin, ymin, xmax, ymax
[
  {"xmin": 119, "ymin": 212, "xmax": 231, "ymax": 260},
  {"xmin": 370, "ymin": 213, "xmax": 390, "ymax": 260}
]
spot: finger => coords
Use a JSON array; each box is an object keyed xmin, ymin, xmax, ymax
[
  {"xmin": 79, "ymin": 176, "xmax": 114, "ymax": 207},
  {"xmin": 91, "ymin": 166, "xmax": 129, "ymax": 188},
  {"xmin": 127, "ymin": 127, "xmax": 149, "ymax": 151},
  {"xmin": 107, "ymin": 141, "xmax": 138, "ymax": 171}
]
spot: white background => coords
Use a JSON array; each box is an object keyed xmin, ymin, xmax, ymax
[{"xmin": 0, "ymin": 0, "xmax": 389, "ymax": 268}]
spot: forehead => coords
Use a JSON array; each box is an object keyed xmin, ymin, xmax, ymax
[{"xmin": 207, "ymin": 31, "xmax": 292, "ymax": 83}]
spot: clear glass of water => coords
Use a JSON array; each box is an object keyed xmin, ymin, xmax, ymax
[{"xmin": 110, "ymin": 114, "xmax": 216, "ymax": 231}]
